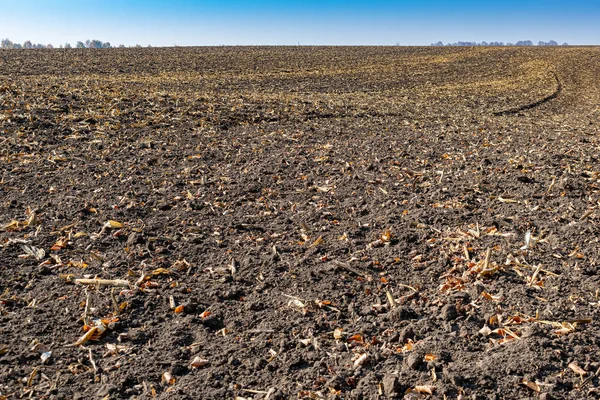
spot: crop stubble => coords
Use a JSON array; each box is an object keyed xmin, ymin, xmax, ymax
[{"xmin": 1, "ymin": 46, "xmax": 600, "ymax": 399}]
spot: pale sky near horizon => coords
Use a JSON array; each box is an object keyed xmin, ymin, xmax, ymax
[{"xmin": 1, "ymin": 0, "xmax": 599, "ymax": 47}]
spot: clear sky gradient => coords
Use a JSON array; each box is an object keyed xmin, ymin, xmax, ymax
[{"xmin": 1, "ymin": 0, "xmax": 599, "ymax": 46}]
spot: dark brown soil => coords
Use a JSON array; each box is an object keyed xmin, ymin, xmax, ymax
[{"xmin": 1, "ymin": 46, "xmax": 600, "ymax": 400}]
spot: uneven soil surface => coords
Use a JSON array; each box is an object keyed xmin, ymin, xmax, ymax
[{"xmin": 1, "ymin": 46, "xmax": 600, "ymax": 399}]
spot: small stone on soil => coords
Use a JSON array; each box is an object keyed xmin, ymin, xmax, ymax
[
  {"xmin": 201, "ymin": 315, "xmax": 223, "ymax": 330},
  {"xmin": 387, "ymin": 306, "xmax": 417, "ymax": 321},
  {"xmin": 441, "ymin": 303, "xmax": 458, "ymax": 320},
  {"xmin": 382, "ymin": 374, "xmax": 402, "ymax": 397},
  {"xmin": 95, "ymin": 384, "xmax": 117, "ymax": 397},
  {"xmin": 405, "ymin": 352, "xmax": 423, "ymax": 370},
  {"xmin": 399, "ymin": 325, "xmax": 415, "ymax": 343}
]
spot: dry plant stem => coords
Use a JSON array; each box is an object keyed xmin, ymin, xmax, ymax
[
  {"xmin": 27, "ymin": 366, "xmax": 40, "ymax": 387},
  {"xmin": 483, "ymin": 248, "xmax": 491, "ymax": 271},
  {"xmin": 88, "ymin": 349, "xmax": 98, "ymax": 373},
  {"xmin": 247, "ymin": 329, "xmax": 275, "ymax": 334},
  {"xmin": 580, "ymin": 209, "xmax": 594, "ymax": 220},
  {"xmin": 74, "ymin": 278, "xmax": 130, "ymax": 287},
  {"xmin": 528, "ymin": 264, "xmax": 542, "ymax": 286},
  {"xmin": 568, "ymin": 362, "xmax": 587, "ymax": 376},
  {"xmin": 282, "ymin": 293, "xmax": 304, "ymax": 302},
  {"xmin": 110, "ymin": 288, "xmax": 120, "ymax": 315},
  {"xmin": 540, "ymin": 268, "xmax": 559, "ymax": 277},
  {"xmin": 397, "ymin": 284, "xmax": 418, "ymax": 292},
  {"xmin": 385, "ymin": 290, "xmax": 396, "ymax": 308},
  {"xmin": 70, "ymin": 326, "xmax": 98, "ymax": 347},
  {"xmin": 578, "ymin": 366, "xmax": 600, "ymax": 390},
  {"xmin": 398, "ymin": 291, "xmax": 419, "ymax": 304},
  {"xmin": 242, "ymin": 389, "xmax": 270, "ymax": 394},
  {"xmin": 265, "ymin": 387, "xmax": 276, "ymax": 400},
  {"xmin": 83, "ymin": 291, "xmax": 92, "ymax": 327},
  {"xmin": 547, "ymin": 177, "xmax": 556, "ymax": 193},
  {"xmin": 502, "ymin": 327, "xmax": 520, "ymax": 339},
  {"xmin": 332, "ymin": 260, "xmax": 370, "ymax": 278}
]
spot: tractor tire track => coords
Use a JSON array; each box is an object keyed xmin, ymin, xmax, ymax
[{"xmin": 493, "ymin": 71, "xmax": 562, "ymax": 116}]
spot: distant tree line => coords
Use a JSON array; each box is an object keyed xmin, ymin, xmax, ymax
[
  {"xmin": 431, "ymin": 40, "xmax": 568, "ymax": 46},
  {"xmin": 1, "ymin": 38, "xmax": 145, "ymax": 49}
]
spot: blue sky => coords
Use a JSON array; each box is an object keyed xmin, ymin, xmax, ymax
[{"xmin": 1, "ymin": 0, "xmax": 598, "ymax": 46}]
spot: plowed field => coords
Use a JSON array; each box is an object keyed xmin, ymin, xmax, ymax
[{"xmin": 1, "ymin": 46, "xmax": 600, "ymax": 399}]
